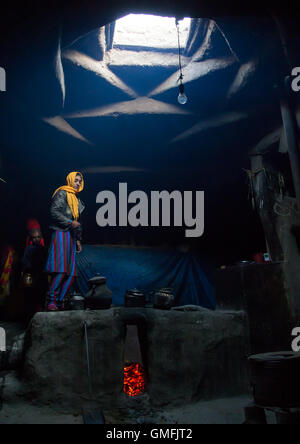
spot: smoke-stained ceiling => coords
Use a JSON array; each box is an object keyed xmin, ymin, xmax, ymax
[{"xmin": 0, "ymin": 2, "xmax": 299, "ymax": 261}]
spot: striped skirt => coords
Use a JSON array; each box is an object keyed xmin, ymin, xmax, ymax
[{"xmin": 45, "ymin": 231, "xmax": 77, "ymax": 276}]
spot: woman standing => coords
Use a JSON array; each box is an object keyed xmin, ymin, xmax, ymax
[{"xmin": 45, "ymin": 172, "xmax": 85, "ymax": 311}]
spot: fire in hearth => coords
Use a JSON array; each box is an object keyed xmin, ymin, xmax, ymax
[{"xmin": 123, "ymin": 363, "xmax": 146, "ymax": 397}]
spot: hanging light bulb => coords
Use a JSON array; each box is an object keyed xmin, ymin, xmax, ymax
[
  {"xmin": 178, "ymin": 82, "xmax": 188, "ymax": 105},
  {"xmin": 176, "ymin": 18, "xmax": 188, "ymax": 106}
]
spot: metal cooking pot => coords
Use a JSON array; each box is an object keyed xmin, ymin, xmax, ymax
[
  {"xmin": 85, "ymin": 276, "xmax": 112, "ymax": 310},
  {"xmin": 125, "ymin": 289, "xmax": 146, "ymax": 308},
  {"xmin": 69, "ymin": 291, "xmax": 85, "ymax": 311},
  {"xmin": 152, "ymin": 288, "xmax": 174, "ymax": 310}
]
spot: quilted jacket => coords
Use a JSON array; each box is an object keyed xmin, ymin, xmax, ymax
[{"xmin": 49, "ymin": 190, "xmax": 85, "ymax": 241}]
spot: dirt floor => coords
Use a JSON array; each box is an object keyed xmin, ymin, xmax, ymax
[{"xmin": 0, "ymin": 392, "xmax": 264, "ymax": 424}]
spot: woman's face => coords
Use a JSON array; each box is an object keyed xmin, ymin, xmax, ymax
[
  {"xmin": 31, "ymin": 230, "xmax": 42, "ymax": 246},
  {"xmin": 74, "ymin": 175, "xmax": 82, "ymax": 191}
]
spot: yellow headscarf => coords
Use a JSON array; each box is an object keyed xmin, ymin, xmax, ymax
[{"xmin": 52, "ymin": 172, "xmax": 84, "ymax": 221}]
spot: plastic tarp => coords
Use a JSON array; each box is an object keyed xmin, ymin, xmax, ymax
[{"xmin": 76, "ymin": 245, "xmax": 216, "ymax": 309}]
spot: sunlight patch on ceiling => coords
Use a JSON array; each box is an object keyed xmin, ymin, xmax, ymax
[
  {"xmin": 43, "ymin": 116, "xmax": 93, "ymax": 145},
  {"xmin": 226, "ymin": 60, "xmax": 257, "ymax": 99},
  {"xmin": 170, "ymin": 111, "xmax": 248, "ymax": 143},
  {"xmin": 63, "ymin": 50, "xmax": 138, "ymax": 98},
  {"xmin": 114, "ymin": 14, "xmax": 191, "ymax": 49},
  {"xmin": 55, "ymin": 37, "xmax": 66, "ymax": 107},
  {"xmin": 149, "ymin": 56, "xmax": 237, "ymax": 97},
  {"xmin": 63, "ymin": 97, "xmax": 192, "ymax": 119},
  {"xmin": 191, "ymin": 21, "xmax": 216, "ymax": 62},
  {"xmin": 105, "ymin": 49, "xmax": 189, "ymax": 67}
]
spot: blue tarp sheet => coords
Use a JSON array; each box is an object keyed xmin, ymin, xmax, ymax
[{"xmin": 76, "ymin": 245, "xmax": 216, "ymax": 310}]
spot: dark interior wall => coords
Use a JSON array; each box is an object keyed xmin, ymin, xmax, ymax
[{"xmin": 0, "ymin": 0, "xmax": 299, "ymax": 265}]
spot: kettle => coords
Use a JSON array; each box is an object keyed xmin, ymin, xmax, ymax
[
  {"xmin": 125, "ymin": 289, "xmax": 146, "ymax": 308},
  {"xmin": 85, "ymin": 276, "xmax": 112, "ymax": 310}
]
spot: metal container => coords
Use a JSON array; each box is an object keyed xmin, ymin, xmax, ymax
[
  {"xmin": 69, "ymin": 292, "xmax": 85, "ymax": 311},
  {"xmin": 125, "ymin": 289, "xmax": 146, "ymax": 308},
  {"xmin": 85, "ymin": 276, "xmax": 112, "ymax": 310},
  {"xmin": 153, "ymin": 288, "xmax": 174, "ymax": 310},
  {"xmin": 249, "ymin": 352, "xmax": 300, "ymax": 408}
]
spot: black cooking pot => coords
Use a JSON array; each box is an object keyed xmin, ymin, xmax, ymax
[
  {"xmin": 85, "ymin": 276, "xmax": 112, "ymax": 310},
  {"xmin": 152, "ymin": 288, "xmax": 174, "ymax": 310},
  {"xmin": 125, "ymin": 289, "xmax": 146, "ymax": 308}
]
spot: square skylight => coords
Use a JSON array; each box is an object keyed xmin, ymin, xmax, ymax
[{"xmin": 113, "ymin": 14, "xmax": 191, "ymax": 50}]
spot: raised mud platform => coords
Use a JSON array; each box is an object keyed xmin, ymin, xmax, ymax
[{"xmin": 23, "ymin": 307, "xmax": 249, "ymax": 410}]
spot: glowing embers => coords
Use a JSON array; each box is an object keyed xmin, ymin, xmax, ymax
[
  {"xmin": 123, "ymin": 362, "xmax": 146, "ymax": 397},
  {"xmin": 123, "ymin": 324, "xmax": 147, "ymax": 397}
]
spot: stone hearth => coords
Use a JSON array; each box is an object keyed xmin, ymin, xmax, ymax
[{"xmin": 23, "ymin": 307, "xmax": 249, "ymax": 411}]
